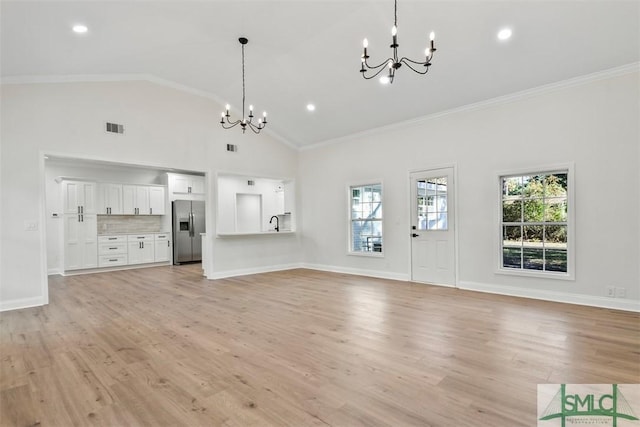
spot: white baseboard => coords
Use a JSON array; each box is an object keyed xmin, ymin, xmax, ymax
[
  {"xmin": 0, "ymin": 296, "xmax": 46, "ymax": 312},
  {"xmin": 48, "ymin": 268, "xmax": 61, "ymax": 275},
  {"xmin": 207, "ymin": 263, "xmax": 304, "ymax": 280},
  {"xmin": 458, "ymin": 280, "xmax": 640, "ymax": 313},
  {"xmin": 60, "ymin": 262, "xmax": 171, "ymax": 276},
  {"xmin": 302, "ymin": 263, "xmax": 410, "ymax": 282}
]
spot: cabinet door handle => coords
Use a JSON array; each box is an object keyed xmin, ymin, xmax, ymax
[
  {"xmin": 109, "ymin": 247, "xmax": 117, "ymax": 250},
  {"xmin": 109, "ymin": 259, "xmax": 118, "ymax": 262},
  {"xmin": 81, "ymin": 206, "xmax": 84, "ymax": 214},
  {"xmin": 167, "ymin": 240, "xmax": 170, "ymax": 247},
  {"xmin": 81, "ymin": 214, "xmax": 84, "ymax": 222},
  {"xmin": 78, "ymin": 206, "xmax": 80, "ymax": 214},
  {"xmin": 150, "ymin": 207, "xmax": 152, "ymax": 215},
  {"xmin": 78, "ymin": 214, "xmax": 81, "ymax": 222},
  {"xmin": 108, "ymin": 237, "xmax": 117, "ymax": 240}
]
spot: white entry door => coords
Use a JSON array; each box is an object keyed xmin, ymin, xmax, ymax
[{"xmin": 410, "ymin": 168, "xmax": 456, "ymax": 286}]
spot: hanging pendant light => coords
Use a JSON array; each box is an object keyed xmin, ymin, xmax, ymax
[
  {"xmin": 221, "ymin": 37, "xmax": 267, "ymax": 134},
  {"xmin": 360, "ymin": 0, "xmax": 437, "ymax": 84}
]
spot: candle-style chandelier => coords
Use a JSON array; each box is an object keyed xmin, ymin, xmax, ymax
[
  {"xmin": 220, "ymin": 37, "xmax": 267, "ymax": 134},
  {"xmin": 360, "ymin": 0, "xmax": 437, "ymax": 84}
]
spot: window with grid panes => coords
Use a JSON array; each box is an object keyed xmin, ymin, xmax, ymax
[
  {"xmin": 350, "ymin": 184, "xmax": 383, "ymax": 254},
  {"xmin": 501, "ymin": 171, "xmax": 569, "ymax": 274}
]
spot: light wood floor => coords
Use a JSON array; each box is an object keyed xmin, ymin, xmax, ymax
[{"xmin": 1, "ymin": 265, "xmax": 638, "ymax": 426}]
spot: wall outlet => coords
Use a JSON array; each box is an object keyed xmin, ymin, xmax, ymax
[
  {"xmin": 606, "ymin": 286, "xmax": 615, "ymax": 297},
  {"xmin": 615, "ymin": 287, "xmax": 626, "ymax": 298}
]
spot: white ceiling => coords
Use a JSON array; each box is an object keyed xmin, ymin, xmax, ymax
[{"xmin": 2, "ymin": 1, "xmax": 638, "ymax": 148}]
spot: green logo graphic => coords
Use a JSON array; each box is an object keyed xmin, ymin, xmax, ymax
[{"xmin": 539, "ymin": 384, "xmax": 639, "ymax": 427}]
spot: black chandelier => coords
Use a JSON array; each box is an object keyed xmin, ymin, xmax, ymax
[
  {"xmin": 221, "ymin": 37, "xmax": 267, "ymax": 134},
  {"xmin": 360, "ymin": 0, "xmax": 436, "ymax": 84}
]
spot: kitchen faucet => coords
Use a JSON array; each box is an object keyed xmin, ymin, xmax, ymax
[{"xmin": 269, "ymin": 215, "xmax": 279, "ymax": 232}]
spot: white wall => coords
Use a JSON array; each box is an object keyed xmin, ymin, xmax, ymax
[
  {"xmin": 0, "ymin": 80, "xmax": 301, "ymax": 310},
  {"xmin": 299, "ymin": 70, "xmax": 640, "ymax": 309},
  {"xmin": 2, "ymin": 71, "xmax": 638, "ymax": 312}
]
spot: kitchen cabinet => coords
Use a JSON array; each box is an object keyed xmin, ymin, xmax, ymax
[
  {"xmin": 169, "ymin": 174, "xmax": 205, "ymax": 196},
  {"xmin": 154, "ymin": 233, "xmax": 171, "ymax": 262},
  {"xmin": 97, "ymin": 183, "xmax": 123, "ymax": 215},
  {"xmin": 123, "ymin": 185, "xmax": 150, "ymax": 215},
  {"xmin": 148, "ymin": 186, "xmax": 166, "ymax": 215},
  {"xmin": 123, "ymin": 185, "xmax": 165, "ymax": 215},
  {"xmin": 98, "ymin": 235, "xmax": 127, "ymax": 267},
  {"xmin": 64, "ymin": 213, "xmax": 97, "ymax": 270},
  {"xmin": 62, "ymin": 180, "xmax": 97, "ymax": 214},
  {"xmin": 127, "ymin": 234, "xmax": 155, "ymax": 264}
]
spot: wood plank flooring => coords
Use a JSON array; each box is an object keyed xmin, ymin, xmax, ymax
[{"xmin": 1, "ymin": 265, "xmax": 638, "ymax": 426}]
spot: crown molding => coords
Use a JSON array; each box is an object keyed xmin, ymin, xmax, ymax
[{"xmin": 301, "ymin": 62, "xmax": 640, "ymax": 152}]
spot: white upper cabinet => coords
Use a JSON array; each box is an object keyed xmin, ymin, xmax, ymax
[
  {"xmin": 97, "ymin": 183, "xmax": 123, "ymax": 215},
  {"xmin": 189, "ymin": 176, "xmax": 205, "ymax": 195},
  {"xmin": 123, "ymin": 185, "xmax": 151, "ymax": 215},
  {"xmin": 62, "ymin": 181, "xmax": 97, "ymax": 214},
  {"xmin": 169, "ymin": 173, "xmax": 205, "ymax": 200},
  {"xmin": 148, "ymin": 186, "xmax": 166, "ymax": 215}
]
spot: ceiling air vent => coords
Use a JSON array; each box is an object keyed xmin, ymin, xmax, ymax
[
  {"xmin": 226, "ymin": 144, "xmax": 238, "ymax": 152},
  {"xmin": 247, "ymin": 180, "xmax": 255, "ymax": 186},
  {"xmin": 106, "ymin": 122, "xmax": 124, "ymax": 134}
]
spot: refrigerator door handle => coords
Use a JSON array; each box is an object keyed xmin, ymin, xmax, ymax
[{"xmin": 189, "ymin": 212, "xmax": 194, "ymax": 237}]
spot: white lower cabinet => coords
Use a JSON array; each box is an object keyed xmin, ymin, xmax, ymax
[
  {"xmin": 154, "ymin": 233, "xmax": 171, "ymax": 262},
  {"xmin": 64, "ymin": 213, "xmax": 98, "ymax": 271},
  {"xmin": 98, "ymin": 235, "xmax": 127, "ymax": 267},
  {"xmin": 127, "ymin": 234, "xmax": 155, "ymax": 265}
]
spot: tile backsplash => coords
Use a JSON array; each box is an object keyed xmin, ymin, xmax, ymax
[{"xmin": 97, "ymin": 215, "xmax": 164, "ymax": 235}]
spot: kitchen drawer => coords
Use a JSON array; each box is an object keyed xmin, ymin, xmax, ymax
[
  {"xmin": 127, "ymin": 234, "xmax": 154, "ymax": 242},
  {"xmin": 98, "ymin": 235, "xmax": 127, "ymax": 243},
  {"xmin": 98, "ymin": 242, "xmax": 127, "ymax": 255},
  {"xmin": 98, "ymin": 255, "xmax": 127, "ymax": 267},
  {"xmin": 154, "ymin": 233, "xmax": 170, "ymax": 241}
]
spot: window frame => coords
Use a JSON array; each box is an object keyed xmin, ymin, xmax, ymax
[
  {"xmin": 347, "ymin": 181, "xmax": 384, "ymax": 258},
  {"xmin": 495, "ymin": 163, "xmax": 575, "ymax": 280}
]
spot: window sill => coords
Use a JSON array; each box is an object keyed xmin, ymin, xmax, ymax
[
  {"xmin": 348, "ymin": 251, "xmax": 384, "ymax": 258},
  {"xmin": 495, "ymin": 267, "xmax": 574, "ymax": 281}
]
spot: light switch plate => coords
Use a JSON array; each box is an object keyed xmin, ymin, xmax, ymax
[{"xmin": 24, "ymin": 221, "xmax": 38, "ymax": 231}]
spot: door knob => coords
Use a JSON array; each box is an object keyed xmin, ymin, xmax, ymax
[{"xmin": 412, "ymin": 233, "xmax": 419, "ymax": 237}]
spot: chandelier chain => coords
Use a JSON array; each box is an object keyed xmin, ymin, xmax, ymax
[
  {"xmin": 394, "ymin": 0, "xmax": 397, "ymax": 28},
  {"xmin": 241, "ymin": 43, "xmax": 246, "ymax": 121}
]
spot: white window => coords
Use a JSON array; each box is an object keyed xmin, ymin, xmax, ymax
[
  {"xmin": 349, "ymin": 183, "xmax": 383, "ymax": 255},
  {"xmin": 499, "ymin": 166, "xmax": 573, "ymax": 278}
]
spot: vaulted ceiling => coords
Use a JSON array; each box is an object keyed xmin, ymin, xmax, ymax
[{"xmin": 2, "ymin": 1, "xmax": 638, "ymax": 148}]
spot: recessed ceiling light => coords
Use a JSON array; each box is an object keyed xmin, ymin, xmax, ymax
[
  {"xmin": 72, "ymin": 24, "xmax": 88, "ymax": 34},
  {"xmin": 497, "ymin": 28, "xmax": 512, "ymax": 41},
  {"xmin": 306, "ymin": 104, "xmax": 316, "ymax": 112}
]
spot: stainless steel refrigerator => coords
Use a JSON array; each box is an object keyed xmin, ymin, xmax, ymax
[{"xmin": 172, "ymin": 200, "xmax": 205, "ymax": 264}]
